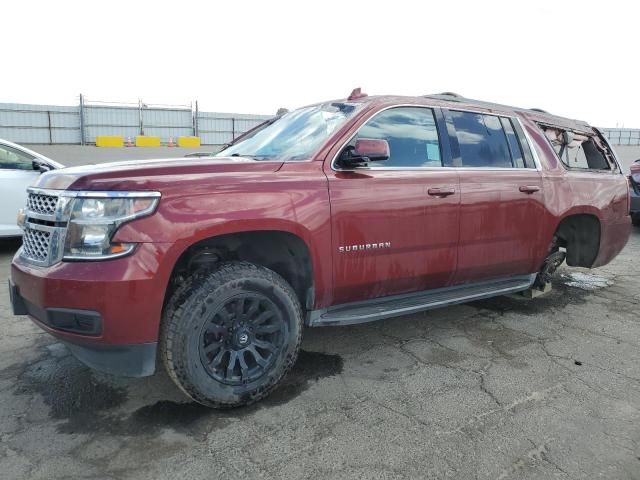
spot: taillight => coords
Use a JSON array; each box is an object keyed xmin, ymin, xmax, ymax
[{"xmin": 627, "ymin": 175, "xmax": 633, "ymax": 213}]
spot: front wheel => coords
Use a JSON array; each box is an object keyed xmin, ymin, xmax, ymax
[{"xmin": 161, "ymin": 262, "xmax": 303, "ymax": 408}]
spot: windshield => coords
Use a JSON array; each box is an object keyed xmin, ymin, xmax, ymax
[{"xmin": 216, "ymin": 102, "xmax": 361, "ymax": 161}]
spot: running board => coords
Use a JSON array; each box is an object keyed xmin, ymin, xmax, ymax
[{"xmin": 307, "ymin": 274, "xmax": 536, "ymax": 327}]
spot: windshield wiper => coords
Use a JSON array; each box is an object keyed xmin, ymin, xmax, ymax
[{"xmin": 229, "ymin": 153, "xmax": 262, "ymax": 160}]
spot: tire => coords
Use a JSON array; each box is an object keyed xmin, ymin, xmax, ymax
[
  {"xmin": 632, "ymin": 214, "xmax": 640, "ymax": 227},
  {"xmin": 161, "ymin": 261, "xmax": 303, "ymax": 408}
]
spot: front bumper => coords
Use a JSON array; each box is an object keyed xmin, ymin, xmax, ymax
[
  {"xmin": 10, "ymin": 280, "xmax": 156, "ymax": 376},
  {"xmin": 10, "ymin": 242, "xmax": 176, "ymax": 377}
]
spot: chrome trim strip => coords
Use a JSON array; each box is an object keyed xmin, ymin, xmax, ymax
[
  {"xmin": 24, "ymin": 211, "xmax": 59, "ymax": 222},
  {"xmin": 24, "ymin": 221, "xmax": 57, "ymax": 233},
  {"xmin": 63, "ymin": 244, "xmax": 136, "ymax": 261},
  {"xmin": 27, "ymin": 187, "xmax": 161, "ymax": 199},
  {"xmin": 341, "ymin": 166, "xmax": 540, "ymax": 172}
]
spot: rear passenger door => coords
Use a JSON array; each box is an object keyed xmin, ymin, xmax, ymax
[{"xmin": 443, "ymin": 110, "xmax": 545, "ymax": 283}]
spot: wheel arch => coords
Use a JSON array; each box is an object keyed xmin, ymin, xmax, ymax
[
  {"xmin": 164, "ymin": 228, "xmax": 317, "ymax": 314},
  {"xmin": 552, "ymin": 212, "xmax": 602, "ymax": 267}
]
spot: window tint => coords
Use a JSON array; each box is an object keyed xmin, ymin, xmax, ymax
[
  {"xmin": 500, "ymin": 117, "xmax": 525, "ymax": 168},
  {"xmin": 355, "ymin": 107, "xmax": 442, "ymax": 167},
  {"xmin": 449, "ymin": 111, "xmax": 513, "ymax": 168},
  {"xmin": 511, "ymin": 119, "xmax": 536, "ymax": 168},
  {"xmin": 0, "ymin": 145, "xmax": 35, "ymax": 171}
]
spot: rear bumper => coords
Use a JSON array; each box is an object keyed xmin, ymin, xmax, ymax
[{"xmin": 592, "ymin": 216, "xmax": 632, "ymax": 268}]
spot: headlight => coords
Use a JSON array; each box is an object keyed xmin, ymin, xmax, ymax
[{"xmin": 63, "ymin": 194, "xmax": 160, "ymax": 260}]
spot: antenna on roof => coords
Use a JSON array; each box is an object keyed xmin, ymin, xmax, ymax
[
  {"xmin": 348, "ymin": 88, "xmax": 368, "ymax": 100},
  {"xmin": 436, "ymin": 92, "xmax": 463, "ymax": 98}
]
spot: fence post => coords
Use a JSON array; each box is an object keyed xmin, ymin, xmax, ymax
[
  {"xmin": 231, "ymin": 117, "xmax": 235, "ymax": 140},
  {"xmin": 138, "ymin": 99, "xmax": 144, "ymax": 136},
  {"xmin": 194, "ymin": 100, "xmax": 199, "ymax": 137},
  {"xmin": 47, "ymin": 111, "xmax": 53, "ymax": 144},
  {"xmin": 79, "ymin": 94, "xmax": 85, "ymax": 145}
]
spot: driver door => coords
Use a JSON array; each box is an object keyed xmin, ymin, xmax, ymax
[{"xmin": 324, "ymin": 106, "xmax": 460, "ymax": 305}]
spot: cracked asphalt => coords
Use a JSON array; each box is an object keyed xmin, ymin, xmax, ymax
[{"xmin": 1, "ymin": 230, "xmax": 639, "ymax": 480}]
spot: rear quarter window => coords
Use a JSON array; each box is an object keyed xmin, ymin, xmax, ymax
[{"xmin": 541, "ymin": 126, "xmax": 613, "ymax": 171}]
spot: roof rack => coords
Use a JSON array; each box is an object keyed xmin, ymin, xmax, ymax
[
  {"xmin": 424, "ymin": 93, "xmax": 554, "ymax": 116},
  {"xmin": 435, "ymin": 92, "xmax": 463, "ymax": 98}
]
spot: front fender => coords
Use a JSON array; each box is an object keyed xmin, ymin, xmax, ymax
[{"xmin": 113, "ymin": 177, "xmax": 333, "ymax": 307}]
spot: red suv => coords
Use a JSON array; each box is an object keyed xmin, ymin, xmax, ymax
[{"xmin": 10, "ymin": 91, "xmax": 631, "ymax": 408}]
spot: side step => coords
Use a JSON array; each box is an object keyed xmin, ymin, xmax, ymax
[{"xmin": 308, "ymin": 274, "xmax": 535, "ymax": 327}]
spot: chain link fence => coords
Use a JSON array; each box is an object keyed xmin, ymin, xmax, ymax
[
  {"xmin": 0, "ymin": 96, "xmax": 271, "ymax": 146},
  {"xmin": 600, "ymin": 128, "xmax": 640, "ymax": 146},
  {"xmin": 1, "ymin": 97, "xmax": 638, "ymax": 147}
]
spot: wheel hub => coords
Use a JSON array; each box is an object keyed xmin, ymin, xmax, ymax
[
  {"xmin": 236, "ymin": 331, "xmax": 250, "ymax": 347},
  {"xmin": 198, "ymin": 294, "xmax": 286, "ymax": 385}
]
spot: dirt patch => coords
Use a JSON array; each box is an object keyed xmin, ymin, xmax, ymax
[{"xmin": 14, "ymin": 348, "xmax": 343, "ymax": 437}]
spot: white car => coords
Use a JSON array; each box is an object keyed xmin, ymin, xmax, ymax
[{"xmin": 0, "ymin": 139, "xmax": 63, "ymax": 237}]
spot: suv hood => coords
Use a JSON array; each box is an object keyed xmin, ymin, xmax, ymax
[{"xmin": 32, "ymin": 157, "xmax": 284, "ymax": 191}]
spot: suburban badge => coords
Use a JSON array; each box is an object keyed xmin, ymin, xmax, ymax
[{"xmin": 339, "ymin": 242, "xmax": 391, "ymax": 253}]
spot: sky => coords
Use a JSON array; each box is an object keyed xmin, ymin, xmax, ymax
[{"xmin": 2, "ymin": 0, "xmax": 638, "ymax": 127}]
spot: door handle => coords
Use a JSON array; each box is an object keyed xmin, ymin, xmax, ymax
[
  {"xmin": 519, "ymin": 185, "xmax": 540, "ymax": 194},
  {"xmin": 428, "ymin": 187, "xmax": 456, "ymax": 197}
]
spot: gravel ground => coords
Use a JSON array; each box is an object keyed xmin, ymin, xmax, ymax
[{"xmin": 0, "ymin": 228, "xmax": 639, "ymax": 480}]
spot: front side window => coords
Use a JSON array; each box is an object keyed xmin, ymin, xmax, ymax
[
  {"xmin": 0, "ymin": 145, "xmax": 35, "ymax": 171},
  {"xmin": 449, "ymin": 111, "xmax": 514, "ymax": 168},
  {"xmin": 353, "ymin": 107, "xmax": 442, "ymax": 167},
  {"xmin": 216, "ymin": 102, "xmax": 362, "ymax": 161}
]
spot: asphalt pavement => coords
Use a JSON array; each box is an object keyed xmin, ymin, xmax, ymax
[{"xmin": 1, "ymin": 229, "xmax": 639, "ymax": 479}]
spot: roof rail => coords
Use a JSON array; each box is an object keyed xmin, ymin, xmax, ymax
[{"xmin": 434, "ymin": 92, "xmax": 463, "ymax": 98}]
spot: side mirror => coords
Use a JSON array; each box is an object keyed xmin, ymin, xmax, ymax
[
  {"xmin": 339, "ymin": 138, "xmax": 390, "ymax": 167},
  {"xmin": 33, "ymin": 161, "xmax": 52, "ymax": 173}
]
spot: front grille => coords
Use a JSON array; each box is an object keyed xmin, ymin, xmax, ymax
[
  {"xmin": 27, "ymin": 192, "xmax": 58, "ymax": 216},
  {"xmin": 22, "ymin": 228, "xmax": 52, "ymax": 263},
  {"xmin": 21, "ymin": 190, "xmax": 66, "ymax": 266}
]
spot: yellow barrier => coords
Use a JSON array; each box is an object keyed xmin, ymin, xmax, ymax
[
  {"xmin": 135, "ymin": 136, "xmax": 161, "ymax": 147},
  {"xmin": 96, "ymin": 136, "xmax": 124, "ymax": 148},
  {"xmin": 177, "ymin": 136, "xmax": 201, "ymax": 148}
]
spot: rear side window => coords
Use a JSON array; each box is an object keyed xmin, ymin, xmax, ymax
[
  {"xmin": 449, "ymin": 111, "xmax": 511, "ymax": 168},
  {"xmin": 448, "ymin": 111, "xmax": 534, "ymax": 168},
  {"xmin": 542, "ymin": 126, "xmax": 612, "ymax": 171},
  {"xmin": 500, "ymin": 117, "xmax": 525, "ymax": 168}
]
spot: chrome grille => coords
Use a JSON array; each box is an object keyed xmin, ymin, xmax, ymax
[
  {"xmin": 21, "ymin": 189, "xmax": 66, "ymax": 266},
  {"xmin": 21, "ymin": 228, "xmax": 52, "ymax": 263},
  {"xmin": 27, "ymin": 192, "xmax": 58, "ymax": 215}
]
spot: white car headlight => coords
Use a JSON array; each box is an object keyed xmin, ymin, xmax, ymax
[{"xmin": 63, "ymin": 194, "xmax": 160, "ymax": 260}]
